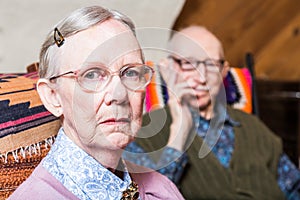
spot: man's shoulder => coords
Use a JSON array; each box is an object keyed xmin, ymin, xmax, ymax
[
  {"xmin": 227, "ymin": 106, "xmax": 282, "ymax": 144},
  {"xmin": 227, "ymin": 106, "xmax": 263, "ymax": 125}
]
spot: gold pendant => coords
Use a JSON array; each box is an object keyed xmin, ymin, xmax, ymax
[{"xmin": 121, "ymin": 181, "xmax": 139, "ymax": 200}]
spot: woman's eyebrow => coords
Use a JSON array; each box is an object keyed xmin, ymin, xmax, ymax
[{"xmin": 81, "ymin": 61, "xmax": 107, "ymax": 69}]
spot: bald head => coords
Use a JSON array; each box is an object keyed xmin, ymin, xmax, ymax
[{"xmin": 169, "ymin": 25, "xmax": 225, "ymax": 60}]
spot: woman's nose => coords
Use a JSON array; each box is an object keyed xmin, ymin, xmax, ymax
[{"xmin": 104, "ymin": 76, "xmax": 128, "ymax": 105}]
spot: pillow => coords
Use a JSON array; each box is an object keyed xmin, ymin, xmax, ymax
[
  {"xmin": 0, "ymin": 71, "xmax": 60, "ymax": 199},
  {"xmin": 144, "ymin": 65, "xmax": 253, "ymax": 114}
]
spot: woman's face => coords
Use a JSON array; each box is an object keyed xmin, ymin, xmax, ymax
[{"xmin": 53, "ymin": 19, "xmax": 145, "ymax": 156}]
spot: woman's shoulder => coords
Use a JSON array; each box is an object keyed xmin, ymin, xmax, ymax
[
  {"xmin": 126, "ymin": 161, "xmax": 184, "ymax": 200},
  {"xmin": 8, "ymin": 164, "xmax": 78, "ymax": 200}
]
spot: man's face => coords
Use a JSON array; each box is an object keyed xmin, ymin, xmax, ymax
[
  {"xmin": 54, "ymin": 19, "xmax": 144, "ymax": 155},
  {"xmin": 168, "ymin": 31, "xmax": 226, "ymax": 113}
]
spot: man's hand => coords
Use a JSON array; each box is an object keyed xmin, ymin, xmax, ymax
[{"xmin": 158, "ymin": 58, "xmax": 196, "ymax": 151}]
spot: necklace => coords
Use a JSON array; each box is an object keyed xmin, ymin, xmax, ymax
[{"xmin": 121, "ymin": 181, "xmax": 139, "ymax": 200}]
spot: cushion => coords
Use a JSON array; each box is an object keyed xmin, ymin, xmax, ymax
[
  {"xmin": 144, "ymin": 65, "xmax": 253, "ymax": 114},
  {"xmin": 0, "ymin": 71, "xmax": 60, "ymax": 199}
]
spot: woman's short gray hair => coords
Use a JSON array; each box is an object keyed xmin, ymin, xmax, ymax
[{"xmin": 39, "ymin": 5, "xmax": 136, "ymax": 78}]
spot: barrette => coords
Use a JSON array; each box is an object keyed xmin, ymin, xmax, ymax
[{"xmin": 54, "ymin": 27, "xmax": 65, "ymax": 47}]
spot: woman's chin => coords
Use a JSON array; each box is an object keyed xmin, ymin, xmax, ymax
[{"xmin": 108, "ymin": 133, "xmax": 134, "ymax": 150}]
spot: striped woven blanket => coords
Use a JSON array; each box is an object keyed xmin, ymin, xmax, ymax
[{"xmin": 144, "ymin": 66, "xmax": 252, "ymax": 114}]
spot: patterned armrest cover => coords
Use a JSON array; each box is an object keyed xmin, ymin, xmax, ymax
[{"xmin": 0, "ymin": 71, "xmax": 60, "ymax": 199}]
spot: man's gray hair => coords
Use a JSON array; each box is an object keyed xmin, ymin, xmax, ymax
[{"xmin": 39, "ymin": 5, "xmax": 136, "ymax": 78}]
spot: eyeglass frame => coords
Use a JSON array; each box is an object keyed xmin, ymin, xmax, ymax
[
  {"xmin": 48, "ymin": 63, "xmax": 154, "ymax": 92},
  {"xmin": 168, "ymin": 55, "xmax": 225, "ymax": 72}
]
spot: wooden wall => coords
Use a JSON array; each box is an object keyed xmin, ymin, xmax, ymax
[{"xmin": 173, "ymin": 0, "xmax": 300, "ymax": 81}]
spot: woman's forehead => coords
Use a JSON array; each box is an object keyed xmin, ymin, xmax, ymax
[
  {"xmin": 58, "ymin": 19, "xmax": 141, "ymax": 70},
  {"xmin": 82, "ymin": 50, "xmax": 143, "ymax": 70},
  {"xmin": 83, "ymin": 40, "xmax": 142, "ymax": 66}
]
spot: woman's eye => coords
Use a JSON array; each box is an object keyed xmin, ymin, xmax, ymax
[
  {"xmin": 124, "ymin": 69, "xmax": 140, "ymax": 78},
  {"xmin": 183, "ymin": 60, "xmax": 197, "ymax": 68},
  {"xmin": 182, "ymin": 60, "xmax": 192, "ymax": 65},
  {"xmin": 83, "ymin": 69, "xmax": 107, "ymax": 80}
]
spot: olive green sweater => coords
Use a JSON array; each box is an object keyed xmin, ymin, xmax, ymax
[{"xmin": 135, "ymin": 106, "xmax": 285, "ymax": 200}]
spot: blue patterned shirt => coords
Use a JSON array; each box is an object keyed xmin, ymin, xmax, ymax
[
  {"xmin": 43, "ymin": 128, "xmax": 140, "ymax": 200},
  {"xmin": 124, "ymin": 144, "xmax": 188, "ymax": 185}
]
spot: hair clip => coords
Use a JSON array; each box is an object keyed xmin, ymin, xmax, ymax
[{"xmin": 54, "ymin": 27, "xmax": 65, "ymax": 47}]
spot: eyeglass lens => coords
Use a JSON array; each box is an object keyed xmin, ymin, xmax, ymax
[
  {"xmin": 78, "ymin": 64, "xmax": 153, "ymax": 92},
  {"xmin": 169, "ymin": 56, "xmax": 223, "ymax": 71}
]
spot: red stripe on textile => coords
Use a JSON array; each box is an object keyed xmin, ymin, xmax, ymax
[
  {"xmin": 145, "ymin": 82, "xmax": 161, "ymax": 112},
  {"xmin": 23, "ymin": 71, "xmax": 38, "ymax": 79},
  {"xmin": 0, "ymin": 115, "xmax": 59, "ymax": 138},
  {"xmin": 234, "ymin": 69, "xmax": 252, "ymax": 113},
  {"xmin": 0, "ymin": 111, "xmax": 52, "ymax": 129},
  {"xmin": 145, "ymin": 84, "xmax": 151, "ymax": 112},
  {"xmin": 145, "ymin": 61, "xmax": 161, "ymax": 112}
]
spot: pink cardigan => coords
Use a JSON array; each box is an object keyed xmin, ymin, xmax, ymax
[{"xmin": 8, "ymin": 163, "xmax": 184, "ymax": 200}]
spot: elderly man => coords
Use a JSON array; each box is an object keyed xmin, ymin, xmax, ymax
[
  {"xmin": 127, "ymin": 26, "xmax": 300, "ymax": 200},
  {"xmin": 9, "ymin": 6, "xmax": 184, "ymax": 200}
]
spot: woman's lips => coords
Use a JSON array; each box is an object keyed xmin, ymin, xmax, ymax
[{"xmin": 100, "ymin": 118, "xmax": 130, "ymax": 125}]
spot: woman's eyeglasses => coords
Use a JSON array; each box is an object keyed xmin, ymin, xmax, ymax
[{"xmin": 49, "ymin": 64, "xmax": 154, "ymax": 92}]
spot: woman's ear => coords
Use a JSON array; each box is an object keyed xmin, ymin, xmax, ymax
[
  {"xmin": 221, "ymin": 60, "xmax": 230, "ymax": 79},
  {"xmin": 37, "ymin": 79, "xmax": 62, "ymax": 117}
]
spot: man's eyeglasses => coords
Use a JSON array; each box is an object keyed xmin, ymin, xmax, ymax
[
  {"xmin": 168, "ymin": 55, "xmax": 224, "ymax": 72},
  {"xmin": 49, "ymin": 64, "xmax": 154, "ymax": 92}
]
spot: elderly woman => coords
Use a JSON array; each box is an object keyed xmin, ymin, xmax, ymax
[{"xmin": 9, "ymin": 6, "xmax": 183, "ymax": 200}]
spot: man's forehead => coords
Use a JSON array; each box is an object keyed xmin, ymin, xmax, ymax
[
  {"xmin": 168, "ymin": 33, "xmax": 221, "ymax": 59},
  {"xmin": 168, "ymin": 35, "xmax": 208, "ymax": 59}
]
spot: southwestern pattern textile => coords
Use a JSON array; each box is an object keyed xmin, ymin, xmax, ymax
[{"xmin": 0, "ymin": 72, "xmax": 60, "ymax": 199}]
